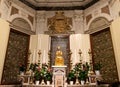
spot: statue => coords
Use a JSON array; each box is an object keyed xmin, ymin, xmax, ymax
[{"xmin": 55, "ymin": 46, "xmax": 64, "ymax": 66}]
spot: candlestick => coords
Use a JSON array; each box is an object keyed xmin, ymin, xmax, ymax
[
  {"xmin": 88, "ymin": 49, "xmax": 94, "ymax": 75},
  {"xmin": 38, "ymin": 50, "xmax": 41, "ymax": 66},
  {"xmin": 78, "ymin": 49, "xmax": 82, "ymax": 62}
]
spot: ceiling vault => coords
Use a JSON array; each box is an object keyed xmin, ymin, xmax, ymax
[{"xmin": 19, "ymin": 0, "xmax": 99, "ymax": 10}]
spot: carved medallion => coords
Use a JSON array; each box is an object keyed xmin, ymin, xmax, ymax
[{"xmin": 45, "ymin": 11, "xmax": 74, "ymax": 35}]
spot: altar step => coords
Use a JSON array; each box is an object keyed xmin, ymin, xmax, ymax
[{"xmin": 0, "ymin": 85, "xmax": 21, "ymax": 87}]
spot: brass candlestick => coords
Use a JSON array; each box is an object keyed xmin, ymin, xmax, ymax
[
  {"xmin": 38, "ymin": 50, "xmax": 41, "ymax": 66},
  {"xmin": 26, "ymin": 49, "xmax": 31, "ymax": 72},
  {"xmin": 88, "ymin": 49, "xmax": 94, "ymax": 75},
  {"xmin": 78, "ymin": 49, "xmax": 82, "ymax": 62},
  {"xmin": 48, "ymin": 50, "xmax": 51, "ymax": 68},
  {"xmin": 68, "ymin": 50, "xmax": 72, "ymax": 70}
]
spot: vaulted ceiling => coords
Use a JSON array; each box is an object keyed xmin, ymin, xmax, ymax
[{"xmin": 19, "ymin": 0, "xmax": 99, "ymax": 10}]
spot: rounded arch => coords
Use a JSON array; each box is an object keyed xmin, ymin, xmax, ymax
[
  {"xmin": 86, "ymin": 15, "xmax": 112, "ymax": 34},
  {"xmin": 9, "ymin": 14, "xmax": 33, "ymax": 31},
  {"xmin": 11, "ymin": 18, "xmax": 31, "ymax": 30}
]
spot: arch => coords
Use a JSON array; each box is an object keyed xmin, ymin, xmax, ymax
[
  {"xmin": 9, "ymin": 14, "xmax": 33, "ymax": 31},
  {"xmin": 12, "ymin": 18, "xmax": 31, "ymax": 30},
  {"xmin": 85, "ymin": 15, "xmax": 112, "ymax": 34},
  {"xmin": 10, "ymin": 16, "xmax": 35, "ymax": 35}
]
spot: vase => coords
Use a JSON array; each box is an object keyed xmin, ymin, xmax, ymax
[
  {"xmin": 95, "ymin": 70, "xmax": 100, "ymax": 75},
  {"xmin": 81, "ymin": 80, "xmax": 85, "ymax": 85},
  {"xmin": 70, "ymin": 81, "xmax": 73, "ymax": 85},
  {"xmin": 47, "ymin": 81, "xmax": 50, "ymax": 85},
  {"xmin": 35, "ymin": 81, "xmax": 39, "ymax": 85},
  {"xmin": 20, "ymin": 71, "xmax": 24, "ymax": 75}
]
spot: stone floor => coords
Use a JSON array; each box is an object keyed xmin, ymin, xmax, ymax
[{"xmin": 0, "ymin": 85, "xmax": 21, "ymax": 87}]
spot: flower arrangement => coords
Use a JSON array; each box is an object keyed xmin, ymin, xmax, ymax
[
  {"xmin": 67, "ymin": 70, "xmax": 76, "ymax": 81},
  {"xmin": 29, "ymin": 63, "xmax": 38, "ymax": 72},
  {"xmin": 34, "ymin": 67, "xmax": 41, "ymax": 81},
  {"xmin": 78, "ymin": 62, "xmax": 89, "ymax": 81},
  {"xmin": 67, "ymin": 62, "xmax": 90, "ymax": 84}
]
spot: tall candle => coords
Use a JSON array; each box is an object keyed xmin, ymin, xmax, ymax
[
  {"xmin": 33, "ymin": 49, "xmax": 36, "ymax": 63},
  {"xmin": 43, "ymin": 50, "xmax": 46, "ymax": 63},
  {"xmin": 38, "ymin": 36, "xmax": 41, "ymax": 49}
]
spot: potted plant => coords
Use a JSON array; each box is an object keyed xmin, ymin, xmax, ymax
[
  {"xmin": 29, "ymin": 63, "xmax": 38, "ymax": 72},
  {"xmin": 34, "ymin": 68, "xmax": 41, "ymax": 85},
  {"xmin": 19, "ymin": 64, "xmax": 26, "ymax": 75},
  {"xmin": 45, "ymin": 72, "xmax": 52, "ymax": 85},
  {"xmin": 67, "ymin": 70, "xmax": 76, "ymax": 85},
  {"xmin": 78, "ymin": 70, "xmax": 88, "ymax": 85},
  {"xmin": 94, "ymin": 62, "xmax": 102, "ymax": 75}
]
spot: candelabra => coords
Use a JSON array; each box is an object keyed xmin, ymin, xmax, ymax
[
  {"xmin": 26, "ymin": 49, "xmax": 31, "ymax": 72},
  {"xmin": 48, "ymin": 50, "xmax": 51, "ymax": 68},
  {"xmin": 68, "ymin": 50, "xmax": 72, "ymax": 70},
  {"xmin": 38, "ymin": 50, "xmax": 41, "ymax": 66},
  {"xmin": 78, "ymin": 49, "xmax": 82, "ymax": 62},
  {"xmin": 88, "ymin": 49, "xmax": 94, "ymax": 75}
]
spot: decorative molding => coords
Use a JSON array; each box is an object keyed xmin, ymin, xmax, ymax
[
  {"xmin": 101, "ymin": 5, "xmax": 110, "ymax": 15},
  {"xmin": 86, "ymin": 14, "xmax": 92, "ymax": 24},
  {"xmin": 109, "ymin": 0, "xmax": 117, "ymax": 7},
  {"xmin": 85, "ymin": 17, "xmax": 112, "ymax": 34},
  {"xmin": 28, "ymin": 15, "xmax": 34, "ymax": 25},
  {"xmin": 19, "ymin": 0, "xmax": 99, "ymax": 10},
  {"xmin": 10, "ymin": 6, "xmax": 19, "ymax": 16},
  {"xmin": 4, "ymin": 0, "xmax": 12, "ymax": 8}
]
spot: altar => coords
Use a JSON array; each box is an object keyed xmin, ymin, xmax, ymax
[{"xmin": 52, "ymin": 66, "xmax": 67, "ymax": 87}]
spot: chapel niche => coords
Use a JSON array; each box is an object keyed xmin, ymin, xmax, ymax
[{"xmin": 45, "ymin": 11, "xmax": 74, "ymax": 72}]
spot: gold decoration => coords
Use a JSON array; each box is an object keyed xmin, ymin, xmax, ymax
[
  {"xmin": 45, "ymin": 11, "xmax": 74, "ymax": 34},
  {"xmin": 48, "ymin": 50, "xmax": 51, "ymax": 67},
  {"xmin": 26, "ymin": 49, "xmax": 31, "ymax": 74},
  {"xmin": 88, "ymin": 49, "xmax": 94, "ymax": 75},
  {"xmin": 68, "ymin": 50, "xmax": 72, "ymax": 70},
  {"xmin": 78, "ymin": 49, "xmax": 82, "ymax": 62},
  {"xmin": 55, "ymin": 46, "xmax": 64, "ymax": 66},
  {"xmin": 38, "ymin": 50, "xmax": 41, "ymax": 66}
]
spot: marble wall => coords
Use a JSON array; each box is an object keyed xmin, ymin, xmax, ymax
[{"xmin": 91, "ymin": 28, "xmax": 118, "ymax": 83}]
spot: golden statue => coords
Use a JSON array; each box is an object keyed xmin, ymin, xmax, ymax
[{"xmin": 55, "ymin": 46, "xmax": 64, "ymax": 66}]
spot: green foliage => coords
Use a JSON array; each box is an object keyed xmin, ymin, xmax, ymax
[
  {"xmin": 78, "ymin": 70, "xmax": 88, "ymax": 81},
  {"xmin": 67, "ymin": 70, "xmax": 76, "ymax": 81},
  {"xmin": 67, "ymin": 62, "xmax": 90, "ymax": 82},
  {"xmin": 19, "ymin": 64, "xmax": 26, "ymax": 72},
  {"xmin": 29, "ymin": 63, "xmax": 38, "ymax": 72},
  {"xmin": 45, "ymin": 72, "xmax": 52, "ymax": 81},
  {"xmin": 34, "ymin": 69, "xmax": 41, "ymax": 80},
  {"xmin": 94, "ymin": 62, "xmax": 102, "ymax": 70}
]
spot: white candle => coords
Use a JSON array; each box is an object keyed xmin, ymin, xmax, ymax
[
  {"xmin": 74, "ymin": 49, "xmax": 77, "ymax": 64},
  {"xmin": 43, "ymin": 50, "xmax": 46, "ymax": 63},
  {"xmin": 33, "ymin": 49, "xmax": 36, "ymax": 63},
  {"xmin": 38, "ymin": 36, "xmax": 41, "ymax": 49}
]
